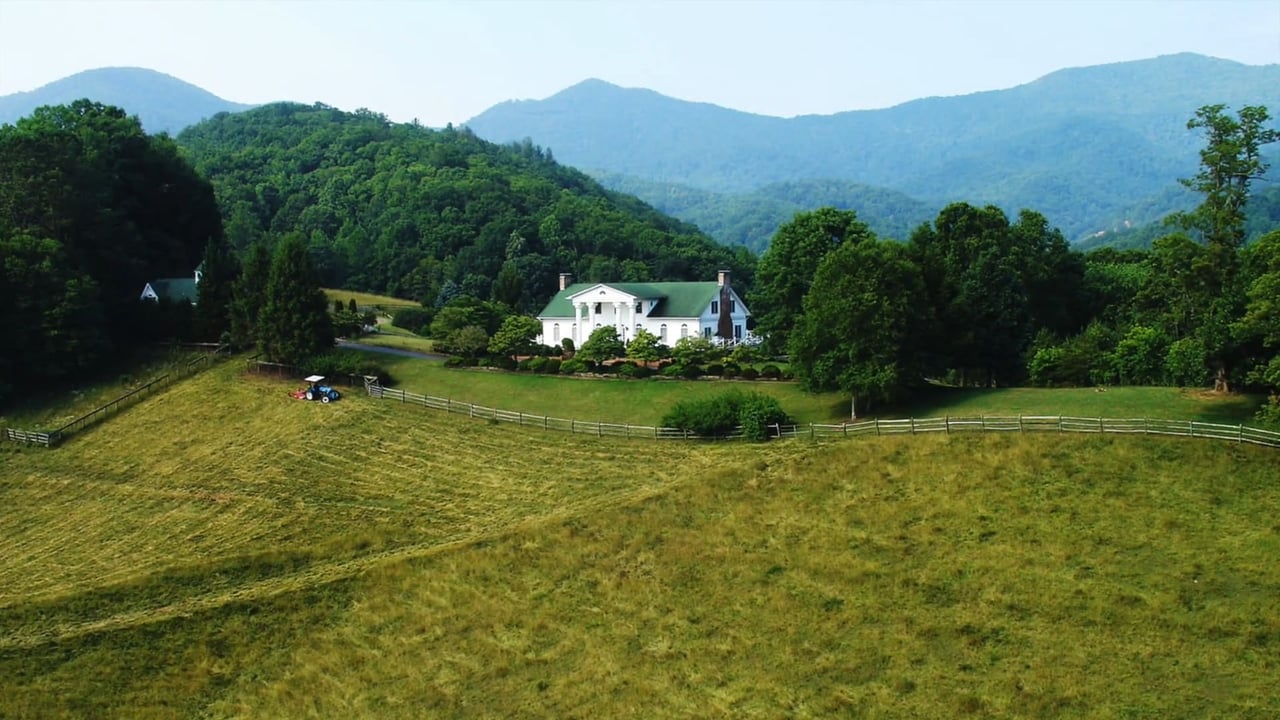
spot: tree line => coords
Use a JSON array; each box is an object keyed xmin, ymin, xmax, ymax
[{"xmin": 758, "ymin": 105, "xmax": 1279, "ymax": 422}]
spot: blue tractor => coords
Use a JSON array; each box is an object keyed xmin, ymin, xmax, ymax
[{"xmin": 292, "ymin": 375, "xmax": 341, "ymax": 403}]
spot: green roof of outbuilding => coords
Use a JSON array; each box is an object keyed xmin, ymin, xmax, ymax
[
  {"xmin": 538, "ymin": 282, "xmax": 722, "ymax": 319},
  {"xmin": 148, "ymin": 278, "xmax": 199, "ymax": 303}
]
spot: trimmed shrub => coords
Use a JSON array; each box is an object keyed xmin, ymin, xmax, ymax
[
  {"xmin": 560, "ymin": 358, "xmax": 588, "ymax": 375},
  {"xmin": 526, "ymin": 356, "xmax": 548, "ymax": 373},
  {"xmin": 760, "ymin": 364, "xmax": 782, "ymax": 379},
  {"xmin": 741, "ymin": 367, "xmax": 760, "ymax": 380},
  {"xmin": 662, "ymin": 364, "xmax": 685, "ymax": 378},
  {"xmin": 661, "ymin": 389, "xmax": 792, "ymax": 441},
  {"xmin": 706, "ymin": 363, "xmax": 724, "ymax": 376},
  {"xmin": 616, "ymin": 362, "xmax": 653, "ymax": 379},
  {"xmin": 444, "ymin": 356, "xmax": 468, "ymax": 368},
  {"xmin": 722, "ymin": 363, "xmax": 740, "ymax": 378},
  {"xmin": 488, "ymin": 355, "xmax": 517, "ymax": 371},
  {"xmin": 517, "ymin": 357, "xmax": 535, "ymax": 372},
  {"xmin": 680, "ymin": 364, "xmax": 704, "ymax": 379},
  {"xmin": 542, "ymin": 357, "xmax": 561, "ymax": 374}
]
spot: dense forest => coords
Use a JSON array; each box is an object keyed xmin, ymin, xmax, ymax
[
  {"xmin": 0, "ymin": 101, "xmax": 221, "ymax": 402},
  {"xmin": 176, "ymin": 103, "xmax": 755, "ymax": 313},
  {"xmin": 2, "ymin": 96, "xmax": 1278, "ymax": 425}
]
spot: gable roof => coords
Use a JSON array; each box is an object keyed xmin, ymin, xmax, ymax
[
  {"xmin": 144, "ymin": 278, "xmax": 199, "ymax": 303},
  {"xmin": 539, "ymin": 281, "xmax": 723, "ymax": 319}
]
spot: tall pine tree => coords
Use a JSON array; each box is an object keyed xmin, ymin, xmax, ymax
[
  {"xmin": 257, "ymin": 233, "xmax": 333, "ymax": 365},
  {"xmin": 229, "ymin": 242, "xmax": 271, "ymax": 349},
  {"xmin": 194, "ymin": 233, "xmax": 239, "ymax": 342}
]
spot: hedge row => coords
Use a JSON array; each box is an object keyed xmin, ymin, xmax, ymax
[{"xmin": 443, "ymin": 357, "xmax": 791, "ymax": 380}]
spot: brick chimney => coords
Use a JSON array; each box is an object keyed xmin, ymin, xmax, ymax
[
  {"xmin": 717, "ymin": 269, "xmax": 730, "ymax": 287},
  {"xmin": 559, "ymin": 273, "xmax": 572, "ymax": 291}
]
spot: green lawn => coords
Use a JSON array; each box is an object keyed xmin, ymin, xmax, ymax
[
  {"xmin": 322, "ymin": 287, "xmax": 418, "ymax": 311},
  {"xmin": 360, "ymin": 351, "xmax": 1267, "ymax": 427},
  {"xmin": 896, "ymin": 384, "xmax": 1264, "ymax": 425},
  {"xmin": 373, "ymin": 354, "xmax": 848, "ymax": 425}
]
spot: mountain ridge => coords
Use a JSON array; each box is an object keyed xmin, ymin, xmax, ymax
[
  {"xmin": 464, "ymin": 53, "xmax": 1280, "ymax": 242},
  {"xmin": 0, "ymin": 67, "xmax": 255, "ymax": 135}
]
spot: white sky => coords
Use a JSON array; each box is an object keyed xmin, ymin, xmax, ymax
[{"xmin": 1, "ymin": 0, "xmax": 1277, "ymax": 126}]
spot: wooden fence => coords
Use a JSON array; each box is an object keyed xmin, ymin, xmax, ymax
[
  {"xmin": 365, "ymin": 383, "xmax": 1280, "ymax": 449},
  {"xmin": 3, "ymin": 347, "xmax": 228, "ymax": 447}
]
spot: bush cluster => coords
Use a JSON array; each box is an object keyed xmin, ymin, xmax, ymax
[
  {"xmin": 661, "ymin": 389, "xmax": 792, "ymax": 441},
  {"xmin": 392, "ymin": 307, "xmax": 433, "ymax": 336},
  {"xmin": 303, "ymin": 349, "xmax": 393, "ymax": 385}
]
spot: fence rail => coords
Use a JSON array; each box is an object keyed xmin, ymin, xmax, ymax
[
  {"xmin": 3, "ymin": 347, "xmax": 228, "ymax": 447},
  {"xmin": 365, "ymin": 383, "xmax": 1280, "ymax": 449}
]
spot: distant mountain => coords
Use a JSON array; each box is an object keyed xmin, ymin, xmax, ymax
[
  {"xmin": 0, "ymin": 67, "xmax": 254, "ymax": 135},
  {"xmin": 591, "ymin": 173, "xmax": 935, "ymax": 252},
  {"xmin": 466, "ymin": 54, "xmax": 1280, "ymax": 243}
]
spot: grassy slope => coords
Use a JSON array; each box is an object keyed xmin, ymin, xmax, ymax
[{"xmin": 2, "ymin": 364, "xmax": 1277, "ymax": 717}]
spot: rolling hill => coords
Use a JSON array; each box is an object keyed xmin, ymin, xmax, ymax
[
  {"xmin": 0, "ymin": 67, "xmax": 254, "ymax": 135},
  {"xmin": 2, "ymin": 362, "xmax": 1278, "ymax": 716},
  {"xmin": 466, "ymin": 54, "xmax": 1280, "ymax": 243}
]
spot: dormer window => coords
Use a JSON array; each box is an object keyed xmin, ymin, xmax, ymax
[
  {"xmin": 711, "ymin": 300, "xmax": 719, "ymax": 314},
  {"xmin": 729, "ymin": 299, "xmax": 736, "ymax": 313}
]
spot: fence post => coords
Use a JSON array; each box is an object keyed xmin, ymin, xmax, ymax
[
  {"xmin": 1019, "ymin": 415, "xmax": 1024, "ymax": 433},
  {"xmin": 544, "ymin": 415, "xmax": 548, "ymax": 430},
  {"xmin": 1058, "ymin": 416, "xmax": 1063, "ymax": 433},
  {"xmin": 911, "ymin": 418, "xmax": 916, "ymax": 435},
  {"xmin": 843, "ymin": 423, "xmax": 848, "ymax": 437},
  {"xmin": 571, "ymin": 419, "xmax": 576, "ymax": 434},
  {"xmin": 597, "ymin": 421, "xmax": 601, "ymax": 438},
  {"xmin": 1238, "ymin": 424, "xmax": 1243, "ymax": 444},
  {"xmin": 875, "ymin": 418, "xmax": 880, "ymax": 437},
  {"xmin": 810, "ymin": 424, "xmax": 815, "ymax": 439},
  {"xmin": 1189, "ymin": 421, "xmax": 1194, "ymax": 438},
  {"xmin": 946, "ymin": 416, "xmax": 950, "ymax": 434},
  {"xmin": 470, "ymin": 403, "xmax": 475, "ymax": 418}
]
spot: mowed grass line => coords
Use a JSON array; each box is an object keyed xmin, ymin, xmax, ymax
[
  {"xmin": 0, "ymin": 361, "xmax": 722, "ymax": 627},
  {"xmin": 202, "ymin": 435, "xmax": 1280, "ymax": 719}
]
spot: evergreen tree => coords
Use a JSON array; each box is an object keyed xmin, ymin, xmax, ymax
[
  {"xmin": 194, "ymin": 233, "xmax": 239, "ymax": 342},
  {"xmin": 230, "ymin": 241, "xmax": 271, "ymax": 349},
  {"xmin": 257, "ymin": 233, "xmax": 333, "ymax": 364}
]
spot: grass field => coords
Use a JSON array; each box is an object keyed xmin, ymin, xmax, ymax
[
  {"xmin": 363, "ymin": 353, "xmax": 1264, "ymax": 427},
  {"xmin": 1, "ymin": 360, "xmax": 1278, "ymax": 717},
  {"xmin": 322, "ymin": 288, "xmax": 419, "ymax": 311}
]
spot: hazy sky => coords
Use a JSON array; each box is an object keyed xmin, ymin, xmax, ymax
[{"xmin": 1, "ymin": 0, "xmax": 1277, "ymax": 126}]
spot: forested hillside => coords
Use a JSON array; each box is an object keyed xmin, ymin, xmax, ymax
[
  {"xmin": 467, "ymin": 54, "xmax": 1279, "ymax": 242},
  {"xmin": 0, "ymin": 101, "xmax": 222, "ymax": 402},
  {"xmin": 0, "ymin": 68, "xmax": 253, "ymax": 136},
  {"xmin": 177, "ymin": 103, "xmax": 754, "ymax": 311},
  {"xmin": 591, "ymin": 173, "xmax": 934, "ymax": 251}
]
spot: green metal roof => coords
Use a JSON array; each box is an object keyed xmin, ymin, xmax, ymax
[
  {"xmin": 147, "ymin": 278, "xmax": 199, "ymax": 303},
  {"xmin": 538, "ymin": 282, "xmax": 722, "ymax": 319}
]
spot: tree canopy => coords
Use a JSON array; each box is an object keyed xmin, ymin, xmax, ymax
[{"xmin": 176, "ymin": 103, "xmax": 755, "ymax": 311}]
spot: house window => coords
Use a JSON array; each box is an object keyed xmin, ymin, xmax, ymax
[
  {"xmin": 703, "ymin": 327, "xmax": 712, "ymax": 338},
  {"xmin": 734, "ymin": 324, "xmax": 742, "ymax": 339},
  {"xmin": 680, "ymin": 324, "xmax": 688, "ymax": 338},
  {"xmin": 553, "ymin": 324, "xmax": 560, "ymax": 342},
  {"xmin": 711, "ymin": 300, "xmax": 719, "ymax": 314},
  {"xmin": 659, "ymin": 324, "xmax": 668, "ymax": 341},
  {"xmin": 635, "ymin": 301, "xmax": 642, "ymax": 314},
  {"xmin": 594, "ymin": 302, "xmax": 602, "ymax": 314},
  {"xmin": 729, "ymin": 299, "xmax": 736, "ymax": 313}
]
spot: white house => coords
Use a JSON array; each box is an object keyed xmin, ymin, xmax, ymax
[
  {"xmin": 140, "ymin": 264, "xmax": 202, "ymax": 303},
  {"xmin": 536, "ymin": 270, "xmax": 753, "ymax": 348}
]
